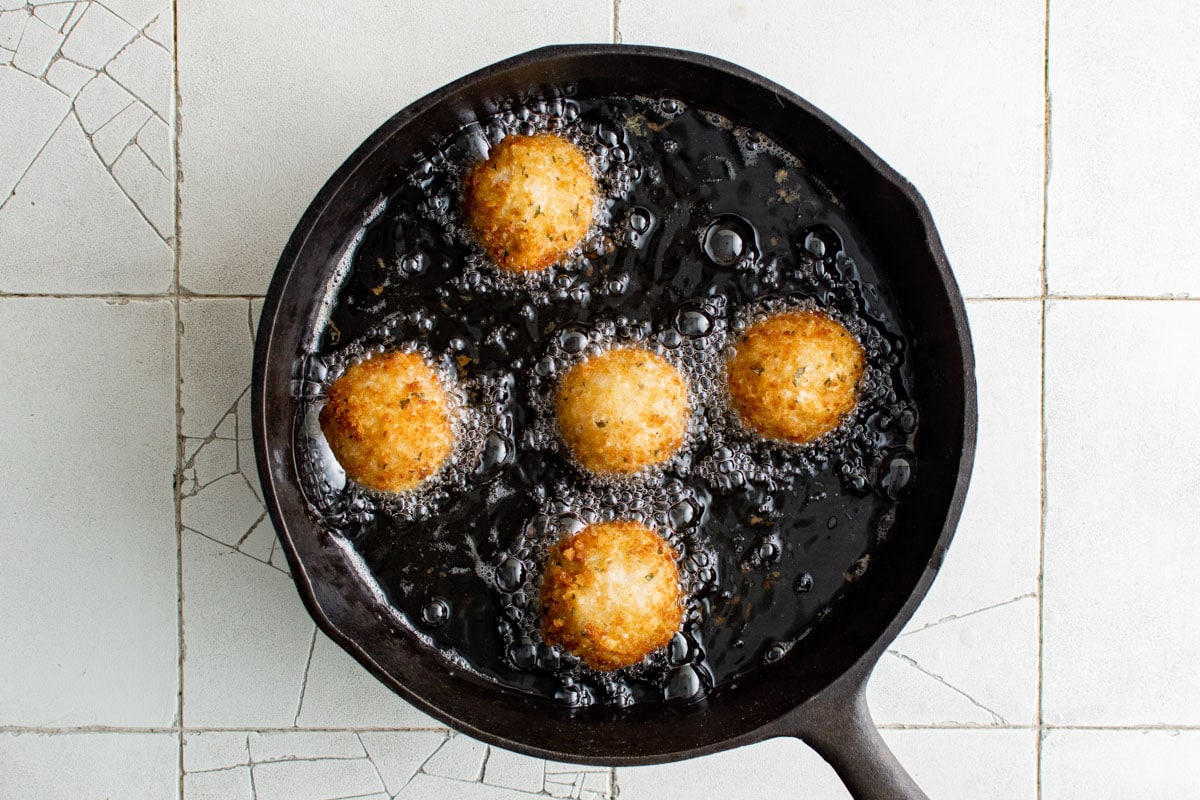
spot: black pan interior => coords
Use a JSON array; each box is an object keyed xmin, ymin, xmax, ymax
[{"xmin": 253, "ymin": 44, "xmax": 974, "ymax": 764}]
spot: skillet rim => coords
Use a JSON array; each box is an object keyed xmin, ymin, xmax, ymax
[{"xmin": 251, "ymin": 42, "xmax": 977, "ymax": 765}]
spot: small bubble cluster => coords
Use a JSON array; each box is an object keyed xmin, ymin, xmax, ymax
[
  {"xmin": 489, "ymin": 480, "xmax": 717, "ymax": 706},
  {"xmin": 293, "ymin": 93, "xmax": 921, "ymax": 710}
]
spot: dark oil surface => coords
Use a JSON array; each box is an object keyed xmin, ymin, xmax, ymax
[{"xmin": 294, "ymin": 95, "xmax": 918, "ymax": 708}]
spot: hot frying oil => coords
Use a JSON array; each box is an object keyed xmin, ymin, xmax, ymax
[{"xmin": 294, "ymin": 95, "xmax": 918, "ymax": 708}]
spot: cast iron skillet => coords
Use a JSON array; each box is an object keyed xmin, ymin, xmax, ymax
[{"xmin": 253, "ymin": 44, "xmax": 976, "ymax": 800}]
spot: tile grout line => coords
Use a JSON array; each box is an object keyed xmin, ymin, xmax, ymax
[
  {"xmin": 1037, "ymin": 1, "xmax": 1052, "ymax": 797},
  {"xmin": 171, "ymin": 0, "xmax": 185, "ymax": 797},
  {"xmin": 4, "ymin": 722, "xmax": 1195, "ymax": 734},
  {"xmin": 0, "ymin": 292, "xmax": 1194, "ymax": 302},
  {"xmin": 612, "ymin": 0, "xmax": 620, "ymax": 44}
]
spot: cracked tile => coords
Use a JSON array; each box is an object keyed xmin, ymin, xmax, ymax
[
  {"xmin": 60, "ymin": 2, "xmax": 135, "ymax": 68},
  {"xmin": 106, "ymin": 30, "xmax": 170, "ymax": 117},
  {"xmin": 1044, "ymin": 301, "xmax": 1200, "ymax": 725},
  {"xmin": 91, "ymin": 97, "xmax": 151, "ymax": 164},
  {"xmin": 45, "ymin": 55, "xmax": 94, "ymax": 94},
  {"xmin": 177, "ymin": 0, "xmax": 610, "ymax": 293},
  {"xmin": 184, "ymin": 732, "xmax": 251, "ymax": 773},
  {"xmin": 186, "ymin": 731, "xmax": 408, "ymax": 800},
  {"xmin": 543, "ymin": 760, "xmax": 612, "ymax": 800},
  {"xmin": 189, "ymin": 434, "xmax": 236, "ymax": 486},
  {"xmin": 136, "ymin": 111, "xmax": 170, "ymax": 172},
  {"xmin": 419, "ymin": 733, "xmax": 488, "ymax": 782},
  {"xmin": 483, "ymin": 746, "xmax": 544, "ymax": 793},
  {"xmin": 0, "ymin": 732, "xmax": 179, "ymax": 799},
  {"xmin": 253, "ymin": 753, "xmax": 385, "ymax": 800},
  {"xmin": 618, "ymin": 738, "xmax": 847, "ymax": 799},
  {"xmin": 0, "ymin": 11, "xmax": 24, "ymax": 50},
  {"xmin": 248, "ymin": 731, "xmax": 366, "ymax": 763},
  {"xmin": 398, "ymin": 774, "xmax": 546, "ymax": 800},
  {"xmin": 867, "ymin": 301, "xmax": 1041, "ymax": 726},
  {"xmin": 0, "ymin": 111, "xmax": 171, "ymax": 291},
  {"xmin": 180, "ymin": 299, "xmax": 256, "ymax": 439},
  {"xmin": 112, "ymin": 136, "xmax": 172, "ymax": 236},
  {"xmin": 295, "ymin": 631, "xmax": 438, "ymax": 728},
  {"xmin": 1041, "ymin": 729, "xmax": 1200, "ymax": 800},
  {"xmin": 880, "ymin": 597, "xmax": 1038, "ymax": 726},
  {"xmin": 0, "ymin": 3, "xmax": 171, "ymax": 292},
  {"xmin": 0, "ymin": 299, "xmax": 177, "ymax": 727},
  {"xmin": 182, "ymin": 530, "xmax": 315, "ymax": 727},
  {"xmin": 183, "ymin": 473, "xmax": 265, "ymax": 548},
  {"xmin": 33, "ymin": 2, "xmax": 73, "ymax": 30},
  {"xmin": 359, "ymin": 731, "xmax": 447, "ymax": 795},
  {"xmin": 103, "ymin": 0, "xmax": 166, "ymax": 29},
  {"xmin": 143, "ymin": 11, "xmax": 169, "ymax": 49},
  {"xmin": 0, "ymin": 66, "xmax": 71, "ymax": 197},
  {"xmin": 12, "ymin": 12, "xmax": 62, "ymax": 76},
  {"xmin": 185, "ymin": 767, "xmax": 254, "ymax": 800},
  {"xmin": 73, "ymin": 71, "xmax": 133, "ymax": 132},
  {"xmin": 546, "ymin": 769, "xmax": 611, "ymax": 800},
  {"xmin": 884, "ymin": 728, "xmax": 1037, "ymax": 799},
  {"xmin": 619, "ymin": 0, "xmax": 1046, "ymax": 298}
]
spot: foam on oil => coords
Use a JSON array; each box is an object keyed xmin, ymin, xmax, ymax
[{"xmin": 293, "ymin": 94, "xmax": 918, "ymax": 708}]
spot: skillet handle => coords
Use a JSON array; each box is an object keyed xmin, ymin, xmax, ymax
[{"xmin": 782, "ymin": 674, "xmax": 928, "ymax": 800}]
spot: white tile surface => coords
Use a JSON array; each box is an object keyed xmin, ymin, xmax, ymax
[
  {"xmin": 620, "ymin": 0, "xmax": 1046, "ymax": 298},
  {"xmin": 0, "ymin": 298, "xmax": 177, "ymax": 727},
  {"xmin": 1043, "ymin": 300, "xmax": 1200, "ymax": 725},
  {"xmin": 0, "ymin": 1, "xmax": 173, "ymax": 293},
  {"xmin": 0, "ymin": 732, "xmax": 179, "ymax": 799},
  {"xmin": 176, "ymin": 0, "xmax": 612, "ymax": 295},
  {"xmin": 1047, "ymin": 0, "xmax": 1200, "ymax": 296},
  {"xmin": 7, "ymin": 2, "xmax": 1200, "ymax": 797},
  {"xmin": 181, "ymin": 529, "xmax": 313, "ymax": 727},
  {"xmin": 1041, "ymin": 729, "xmax": 1200, "ymax": 800},
  {"xmin": 884, "ymin": 728, "xmax": 1037, "ymax": 800},
  {"xmin": 295, "ymin": 631, "xmax": 438, "ymax": 728},
  {"xmin": 870, "ymin": 301, "xmax": 1041, "ymax": 726},
  {"xmin": 617, "ymin": 729, "xmax": 1036, "ymax": 800},
  {"xmin": 617, "ymin": 738, "xmax": 848, "ymax": 799}
]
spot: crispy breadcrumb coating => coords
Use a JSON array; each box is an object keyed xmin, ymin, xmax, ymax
[
  {"xmin": 464, "ymin": 133, "xmax": 597, "ymax": 273},
  {"xmin": 556, "ymin": 347, "xmax": 690, "ymax": 475},
  {"xmin": 540, "ymin": 520, "xmax": 683, "ymax": 671},
  {"xmin": 726, "ymin": 310, "xmax": 865, "ymax": 444},
  {"xmin": 319, "ymin": 350, "xmax": 455, "ymax": 492}
]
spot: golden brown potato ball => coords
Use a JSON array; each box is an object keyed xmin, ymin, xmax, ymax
[
  {"xmin": 726, "ymin": 310, "xmax": 865, "ymax": 444},
  {"xmin": 540, "ymin": 520, "xmax": 684, "ymax": 671},
  {"xmin": 463, "ymin": 133, "xmax": 597, "ymax": 273},
  {"xmin": 556, "ymin": 347, "xmax": 690, "ymax": 475},
  {"xmin": 319, "ymin": 350, "xmax": 456, "ymax": 493}
]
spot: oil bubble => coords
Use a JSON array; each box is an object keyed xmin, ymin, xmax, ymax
[
  {"xmin": 663, "ymin": 664, "xmax": 705, "ymax": 702},
  {"xmin": 674, "ymin": 306, "xmax": 713, "ymax": 338},
  {"xmin": 420, "ymin": 597, "xmax": 451, "ymax": 628},
  {"xmin": 763, "ymin": 641, "xmax": 790, "ymax": 664},
  {"xmin": 667, "ymin": 632, "xmax": 694, "ymax": 666},
  {"xmin": 495, "ymin": 556, "xmax": 525, "ymax": 592},
  {"xmin": 878, "ymin": 450, "xmax": 915, "ymax": 499},
  {"xmin": 537, "ymin": 644, "xmax": 561, "ymax": 672},
  {"xmin": 802, "ymin": 224, "xmax": 842, "ymax": 260},
  {"xmin": 509, "ymin": 638, "xmax": 537, "ymax": 669},
  {"xmin": 702, "ymin": 214, "xmax": 758, "ymax": 267},
  {"xmin": 794, "ymin": 572, "xmax": 814, "ymax": 593}
]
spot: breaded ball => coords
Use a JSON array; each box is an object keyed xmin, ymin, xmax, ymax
[
  {"xmin": 540, "ymin": 520, "xmax": 683, "ymax": 671},
  {"xmin": 319, "ymin": 350, "xmax": 456, "ymax": 493},
  {"xmin": 726, "ymin": 310, "xmax": 865, "ymax": 444},
  {"xmin": 556, "ymin": 347, "xmax": 690, "ymax": 475},
  {"xmin": 464, "ymin": 133, "xmax": 597, "ymax": 273}
]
